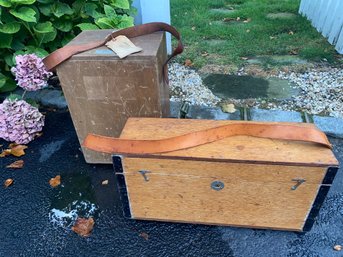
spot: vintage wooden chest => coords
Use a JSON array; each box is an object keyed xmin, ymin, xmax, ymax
[
  {"xmin": 110, "ymin": 118, "xmax": 339, "ymax": 232},
  {"xmin": 56, "ymin": 30, "xmax": 168, "ymax": 164}
]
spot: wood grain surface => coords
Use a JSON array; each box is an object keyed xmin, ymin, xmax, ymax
[
  {"xmin": 122, "ymin": 157, "xmax": 328, "ymax": 231},
  {"xmin": 120, "ymin": 118, "xmax": 338, "ymax": 166}
]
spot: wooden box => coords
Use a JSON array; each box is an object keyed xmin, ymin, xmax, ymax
[
  {"xmin": 113, "ymin": 118, "xmax": 339, "ymax": 232},
  {"xmin": 57, "ymin": 30, "xmax": 168, "ymax": 164}
]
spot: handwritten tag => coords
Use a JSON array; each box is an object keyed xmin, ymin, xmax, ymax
[{"xmin": 105, "ymin": 35, "xmax": 142, "ymax": 59}]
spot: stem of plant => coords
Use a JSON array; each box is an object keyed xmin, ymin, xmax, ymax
[
  {"xmin": 22, "ymin": 22, "xmax": 39, "ymax": 46},
  {"xmin": 22, "ymin": 90, "xmax": 27, "ymax": 99}
]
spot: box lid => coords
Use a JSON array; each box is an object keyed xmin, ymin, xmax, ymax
[
  {"xmin": 66, "ymin": 30, "xmax": 164, "ymax": 60},
  {"xmin": 119, "ymin": 118, "xmax": 339, "ymax": 167}
]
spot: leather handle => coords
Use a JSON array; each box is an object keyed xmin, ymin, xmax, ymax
[
  {"xmin": 43, "ymin": 22, "xmax": 183, "ymax": 74},
  {"xmin": 83, "ymin": 122, "xmax": 332, "ymax": 155}
]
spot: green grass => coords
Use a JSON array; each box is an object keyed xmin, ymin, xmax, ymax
[{"xmin": 170, "ymin": 0, "xmax": 338, "ymax": 68}]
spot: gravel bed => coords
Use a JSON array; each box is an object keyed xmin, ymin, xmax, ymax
[
  {"xmin": 168, "ymin": 63, "xmax": 220, "ymax": 106},
  {"xmin": 169, "ymin": 63, "xmax": 343, "ymax": 118}
]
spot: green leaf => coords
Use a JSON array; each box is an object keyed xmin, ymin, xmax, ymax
[
  {"xmin": 52, "ymin": 2, "xmax": 74, "ymax": 18},
  {"xmin": 33, "ymin": 21, "xmax": 54, "ymax": 33},
  {"xmin": 37, "ymin": 0, "xmax": 53, "ymax": 3},
  {"xmin": 0, "ymin": 78, "xmax": 17, "ymax": 93},
  {"xmin": 24, "ymin": 46, "xmax": 49, "ymax": 57},
  {"xmin": 0, "ymin": 22, "xmax": 21, "ymax": 34},
  {"xmin": 54, "ymin": 19, "xmax": 73, "ymax": 32},
  {"xmin": 9, "ymin": 7, "xmax": 37, "ymax": 22},
  {"xmin": 117, "ymin": 15, "xmax": 133, "ymax": 29},
  {"xmin": 7, "ymin": 93, "xmax": 22, "ymax": 101},
  {"xmin": 36, "ymin": 27, "xmax": 56, "ymax": 44},
  {"xmin": 0, "ymin": 33, "xmax": 12, "ymax": 48},
  {"xmin": 38, "ymin": 4, "xmax": 52, "ymax": 16},
  {"xmin": 95, "ymin": 17, "xmax": 117, "ymax": 29},
  {"xmin": 104, "ymin": 4, "xmax": 116, "ymax": 18},
  {"xmin": 111, "ymin": 0, "xmax": 130, "ymax": 10},
  {"xmin": 4, "ymin": 54, "xmax": 15, "ymax": 66},
  {"xmin": 84, "ymin": 3, "xmax": 103, "ymax": 19},
  {"xmin": 26, "ymin": 98, "xmax": 39, "ymax": 108},
  {"xmin": 0, "ymin": 0, "xmax": 11, "ymax": 7},
  {"xmin": 0, "ymin": 73, "xmax": 6, "ymax": 88},
  {"xmin": 11, "ymin": 0, "xmax": 36, "ymax": 4},
  {"xmin": 76, "ymin": 23, "xmax": 99, "ymax": 31}
]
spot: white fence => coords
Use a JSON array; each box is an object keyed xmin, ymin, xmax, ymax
[{"xmin": 299, "ymin": 0, "xmax": 343, "ymax": 54}]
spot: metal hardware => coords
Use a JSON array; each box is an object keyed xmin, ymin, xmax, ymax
[
  {"xmin": 179, "ymin": 101, "xmax": 190, "ymax": 119},
  {"xmin": 291, "ymin": 178, "xmax": 306, "ymax": 190},
  {"xmin": 138, "ymin": 170, "xmax": 151, "ymax": 182},
  {"xmin": 211, "ymin": 181, "xmax": 224, "ymax": 191}
]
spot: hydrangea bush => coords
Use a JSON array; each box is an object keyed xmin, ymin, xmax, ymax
[
  {"xmin": 0, "ymin": 99, "xmax": 45, "ymax": 144},
  {"xmin": 11, "ymin": 54, "xmax": 52, "ymax": 91},
  {"xmin": 0, "ymin": 54, "xmax": 50, "ymax": 144}
]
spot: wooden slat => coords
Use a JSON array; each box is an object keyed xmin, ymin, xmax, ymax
[
  {"xmin": 300, "ymin": 0, "xmax": 343, "ymax": 53},
  {"xmin": 123, "ymin": 157, "xmax": 327, "ymax": 231},
  {"xmin": 120, "ymin": 118, "xmax": 338, "ymax": 166}
]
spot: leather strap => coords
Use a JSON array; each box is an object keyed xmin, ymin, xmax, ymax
[
  {"xmin": 43, "ymin": 22, "xmax": 183, "ymax": 78},
  {"xmin": 83, "ymin": 122, "xmax": 332, "ymax": 154}
]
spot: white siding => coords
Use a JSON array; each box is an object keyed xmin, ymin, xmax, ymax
[{"xmin": 300, "ymin": 0, "xmax": 343, "ymax": 54}]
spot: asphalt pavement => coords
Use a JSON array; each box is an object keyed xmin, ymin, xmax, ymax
[{"xmin": 0, "ymin": 109, "xmax": 342, "ymax": 257}]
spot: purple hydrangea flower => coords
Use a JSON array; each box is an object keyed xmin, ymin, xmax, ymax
[
  {"xmin": 11, "ymin": 54, "xmax": 52, "ymax": 91},
  {"xmin": 0, "ymin": 99, "xmax": 45, "ymax": 144}
]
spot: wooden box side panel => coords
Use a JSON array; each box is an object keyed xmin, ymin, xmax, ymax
[
  {"xmin": 57, "ymin": 58, "xmax": 167, "ymax": 163},
  {"xmin": 121, "ymin": 157, "xmax": 328, "ymax": 231}
]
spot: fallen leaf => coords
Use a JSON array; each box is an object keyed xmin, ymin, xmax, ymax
[
  {"xmin": 49, "ymin": 175, "xmax": 61, "ymax": 188},
  {"xmin": 6, "ymin": 160, "xmax": 24, "ymax": 169},
  {"xmin": 246, "ymin": 29, "xmax": 250, "ymax": 33},
  {"xmin": 184, "ymin": 59, "xmax": 193, "ymax": 67},
  {"xmin": 241, "ymin": 57, "xmax": 249, "ymax": 60},
  {"xmin": 191, "ymin": 26, "xmax": 196, "ymax": 31},
  {"xmin": 4, "ymin": 179, "xmax": 13, "ymax": 188},
  {"xmin": 243, "ymin": 18, "xmax": 251, "ymax": 23},
  {"xmin": 269, "ymin": 36, "xmax": 277, "ymax": 40},
  {"xmin": 223, "ymin": 18, "xmax": 235, "ymax": 22},
  {"xmin": 102, "ymin": 180, "xmax": 109, "ymax": 185},
  {"xmin": 139, "ymin": 232, "xmax": 149, "ymax": 240},
  {"xmin": 35, "ymin": 132, "xmax": 43, "ymax": 138},
  {"xmin": 201, "ymin": 52, "xmax": 209, "ymax": 57},
  {"xmin": 8, "ymin": 144, "xmax": 28, "ymax": 157},
  {"xmin": 72, "ymin": 217, "xmax": 95, "ymax": 237},
  {"xmin": 221, "ymin": 103, "xmax": 237, "ymax": 113},
  {"xmin": 289, "ymin": 49, "xmax": 299, "ymax": 55},
  {"xmin": 236, "ymin": 17, "xmax": 241, "ymax": 21},
  {"xmin": 334, "ymin": 245, "xmax": 342, "ymax": 251},
  {"xmin": 0, "ymin": 149, "xmax": 11, "ymax": 157},
  {"xmin": 288, "ymin": 30, "xmax": 294, "ymax": 35}
]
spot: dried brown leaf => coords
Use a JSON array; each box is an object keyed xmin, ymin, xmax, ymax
[
  {"xmin": 71, "ymin": 217, "xmax": 95, "ymax": 237},
  {"xmin": 139, "ymin": 232, "xmax": 149, "ymax": 240},
  {"xmin": 49, "ymin": 175, "xmax": 61, "ymax": 188},
  {"xmin": 8, "ymin": 144, "xmax": 28, "ymax": 157},
  {"xmin": 4, "ymin": 178, "xmax": 13, "ymax": 188},
  {"xmin": 0, "ymin": 149, "xmax": 11, "ymax": 158},
  {"xmin": 184, "ymin": 59, "xmax": 193, "ymax": 67},
  {"xmin": 6, "ymin": 160, "xmax": 24, "ymax": 169},
  {"xmin": 221, "ymin": 103, "xmax": 237, "ymax": 113}
]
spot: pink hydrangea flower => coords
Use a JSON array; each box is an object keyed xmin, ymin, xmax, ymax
[
  {"xmin": 0, "ymin": 99, "xmax": 45, "ymax": 144},
  {"xmin": 11, "ymin": 54, "xmax": 52, "ymax": 91}
]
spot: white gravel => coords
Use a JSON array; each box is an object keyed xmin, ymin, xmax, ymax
[
  {"xmin": 276, "ymin": 67, "xmax": 343, "ymax": 118},
  {"xmin": 168, "ymin": 63, "xmax": 220, "ymax": 106},
  {"xmin": 169, "ymin": 63, "xmax": 343, "ymax": 118}
]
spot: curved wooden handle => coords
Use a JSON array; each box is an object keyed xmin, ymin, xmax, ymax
[{"xmin": 83, "ymin": 122, "xmax": 332, "ymax": 154}]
